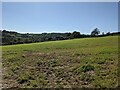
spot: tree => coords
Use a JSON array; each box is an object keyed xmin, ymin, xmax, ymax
[
  {"xmin": 102, "ymin": 32, "xmax": 104, "ymax": 35},
  {"xmin": 91, "ymin": 28, "xmax": 100, "ymax": 36},
  {"xmin": 106, "ymin": 32, "xmax": 110, "ymax": 36},
  {"xmin": 70, "ymin": 31, "xmax": 81, "ymax": 38}
]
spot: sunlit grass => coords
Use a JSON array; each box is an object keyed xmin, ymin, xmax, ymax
[{"xmin": 2, "ymin": 36, "xmax": 119, "ymax": 88}]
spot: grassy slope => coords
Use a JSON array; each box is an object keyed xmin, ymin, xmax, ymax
[{"xmin": 2, "ymin": 36, "xmax": 119, "ymax": 88}]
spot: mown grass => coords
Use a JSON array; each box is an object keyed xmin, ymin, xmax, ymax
[{"xmin": 2, "ymin": 36, "xmax": 119, "ymax": 88}]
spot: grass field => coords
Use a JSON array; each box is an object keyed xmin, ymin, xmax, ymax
[{"xmin": 2, "ymin": 36, "xmax": 119, "ymax": 88}]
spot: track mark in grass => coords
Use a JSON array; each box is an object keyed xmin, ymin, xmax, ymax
[
  {"xmin": 24, "ymin": 52, "xmax": 57, "ymax": 60},
  {"xmin": 72, "ymin": 52, "xmax": 92, "ymax": 58}
]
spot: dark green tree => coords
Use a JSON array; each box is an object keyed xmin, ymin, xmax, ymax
[
  {"xmin": 91, "ymin": 28, "xmax": 100, "ymax": 36},
  {"xmin": 70, "ymin": 31, "xmax": 81, "ymax": 38}
]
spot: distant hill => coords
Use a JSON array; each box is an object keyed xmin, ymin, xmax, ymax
[{"xmin": 0, "ymin": 30, "xmax": 120, "ymax": 45}]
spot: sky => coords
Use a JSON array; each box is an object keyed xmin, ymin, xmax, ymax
[{"xmin": 2, "ymin": 2, "xmax": 118, "ymax": 34}]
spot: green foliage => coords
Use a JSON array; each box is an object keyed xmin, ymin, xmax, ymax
[
  {"xmin": 2, "ymin": 30, "xmax": 119, "ymax": 45},
  {"xmin": 91, "ymin": 28, "xmax": 100, "ymax": 36},
  {"xmin": 70, "ymin": 31, "xmax": 81, "ymax": 38},
  {"xmin": 2, "ymin": 30, "xmax": 72, "ymax": 45},
  {"xmin": 81, "ymin": 64, "xmax": 94, "ymax": 72}
]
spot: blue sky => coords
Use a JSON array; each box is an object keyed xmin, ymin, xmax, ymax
[{"xmin": 2, "ymin": 2, "xmax": 118, "ymax": 34}]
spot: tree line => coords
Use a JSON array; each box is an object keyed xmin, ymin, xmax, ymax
[{"xmin": 0, "ymin": 28, "xmax": 119, "ymax": 45}]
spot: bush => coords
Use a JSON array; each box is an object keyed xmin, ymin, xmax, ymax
[{"xmin": 81, "ymin": 64, "xmax": 94, "ymax": 72}]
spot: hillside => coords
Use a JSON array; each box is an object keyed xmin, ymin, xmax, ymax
[
  {"xmin": 2, "ymin": 36, "xmax": 119, "ymax": 88},
  {"xmin": 1, "ymin": 30, "xmax": 119, "ymax": 45}
]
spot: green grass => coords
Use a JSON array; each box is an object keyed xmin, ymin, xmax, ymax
[{"xmin": 2, "ymin": 36, "xmax": 119, "ymax": 88}]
